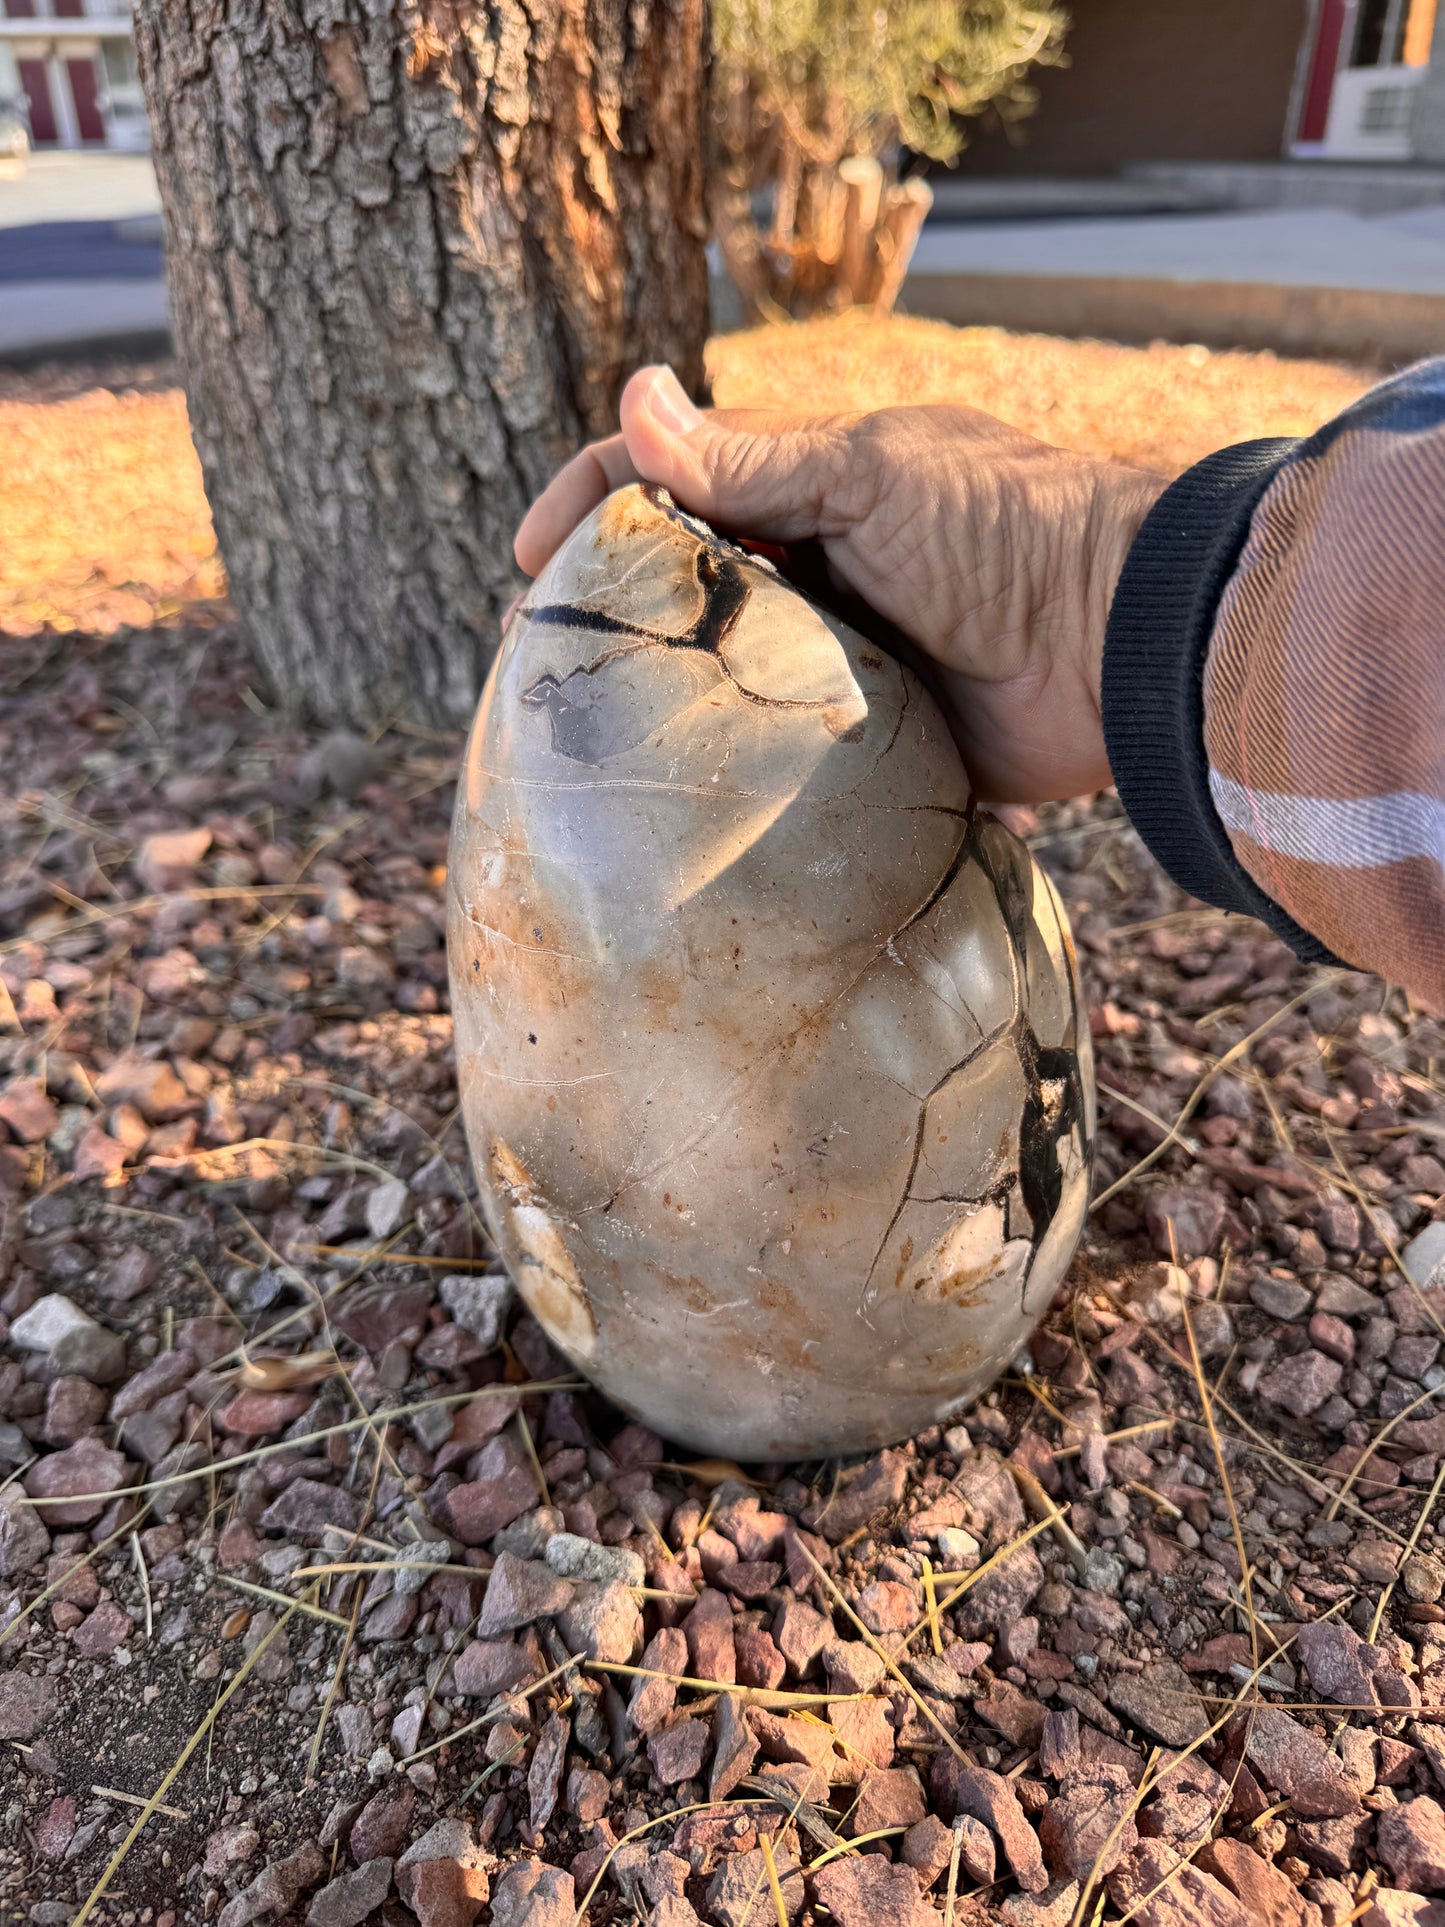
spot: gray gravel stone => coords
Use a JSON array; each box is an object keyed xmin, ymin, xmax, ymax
[
  {"xmin": 0, "ymin": 1488, "xmax": 49, "ymax": 1577},
  {"xmin": 305, "ymin": 1857, "xmax": 393, "ymax": 1927},
  {"xmin": 545, "ymin": 1530, "xmax": 646, "ymax": 1587},
  {"xmin": 440, "ymin": 1272, "xmax": 514, "ymax": 1347}
]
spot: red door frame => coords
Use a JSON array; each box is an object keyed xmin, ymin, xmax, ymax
[
  {"xmin": 65, "ymin": 55, "xmax": 105, "ymax": 143},
  {"xmin": 17, "ymin": 56, "xmax": 57, "ymax": 144},
  {"xmin": 1297, "ymin": 0, "xmax": 1352, "ymax": 142}
]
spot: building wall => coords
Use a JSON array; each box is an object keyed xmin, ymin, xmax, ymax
[
  {"xmin": 959, "ymin": 0, "xmax": 1313, "ymax": 176},
  {"xmin": 1414, "ymin": 1, "xmax": 1445, "ymax": 156}
]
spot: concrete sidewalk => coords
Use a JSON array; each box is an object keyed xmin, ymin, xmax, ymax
[
  {"xmin": 902, "ymin": 204, "xmax": 1445, "ymax": 363},
  {"xmin": 0, "ymin": 153, "xmax": 168, "ymax": 357}
]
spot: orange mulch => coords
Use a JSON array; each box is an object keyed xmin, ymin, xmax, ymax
[
  {"xmin": 0, "ymin": 380, "xmax": 221, "ymax": 637},
  {"xmin": 1, "ymin": 317, "xmax": 1372, "ymax": 638},
  {"xmin": 710, "ymin": 312, "xmax": 1372, "ymax": 478}
]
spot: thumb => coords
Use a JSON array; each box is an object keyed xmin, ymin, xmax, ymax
[{"xmin": 619, "ymin": 365, "xmax": 856, "ymax": 543}]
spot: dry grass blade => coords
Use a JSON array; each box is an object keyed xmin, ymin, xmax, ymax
[
  {"xmin": 760, "ymin": 1830, "xmax": 790, "ymax": 1927},
  {"xmin": 943, "ymin": 1814, "xmax": 965, "ymax": 1927},
  {"xmin": 92, "ymin": 1785, "xmax": 189, "ymax": 1821},
  {"xmin": 1010, "ymin": 1459, "xmax": 1089, "ymax": 1577},
  {"xmin": 130, "ymin": 1530, "xmax": 153, "ymax": 1641},
  {"xmin": 1096, "ymin": 1281, "xmax": 1412, "ymax": 1549},
  {"xmin": 216, "ymin": 1573, "xmax": 349, "ymax": 1626},
  {"xmin": 74, "ymin": 1593, "xmax": 307, "ymax": 1925},
  {"xmin": 1091, "ymin": 974, "xmax": 1341, "ymax": 1210},
  {"xmin": 296, "ymin": 1243, "xmax": 497, "ymax": 1271},
  {"xmin": 585, "ymin": 1659, "xmax": 862, "ymax": 1711},
  {"xmin": 796, "ymin": 1541, "xmax": 968, "ymax": 1764},
  {"xmin": 1326, "ymin": 1381, "xmax": 1442, "ymax": 1521},
  {"xmin": 667, "ymin": 1458, "xmax": 763, "ymax": 1488},
  {"xmin": 1319, "ymin": 1127, "xmax": 1445, "ymax": 1344},
  {"xmin": 807, "ymin": 1827, "xmax": 906, "ymax": 1870},
  {"xmin": 1370, "ymin": 1455, "xmax": 1445, "ymax": 1644},
  {"xmin": 897, "ymin": 1514, "xmax": 1055, "ymax": 1650},
  {"xmin": 1071, "ymin": 1235, "xmax": 1265, "ymax": 1927},
  {"xmin": 0, "ymin": 882, "xmax": 330, "ymax": 957},
  {"xmin": 308, "ymin": 1591, "xmax": 362, "ymax": 1779},
  {"xmin": 402, "ymin": 1655, "xmax": 581, "ymax": 1763},
  {"xmin": 738, "ymin": 1776, "xmax": 842, "ymax": 1851},
  {"xmin": 1051, "ymin": 1417, "xmax": 1173, "ymax": 1461},
  {"xmin": 21, "ymin": 1381, "xmax": 577, "ymax": 1510},
  {"xmin": 921, "ymin": 1555, "xmax": 942, "ymax": 1657}
]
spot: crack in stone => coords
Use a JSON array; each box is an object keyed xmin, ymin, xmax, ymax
[
  {"xmin": 521, "ymin": 513, "xmax": 841, "ymax": 753},
  {"xmin": 860, "ymin": 819, "xmax": 1087, "ymax": 1331},
  {"xmin": 860, "ymin": 1017, "xmax": 1015, "ymax": 1303}
]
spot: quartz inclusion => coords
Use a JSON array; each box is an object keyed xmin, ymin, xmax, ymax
[{"xmin": 448, "ymin": 484, "xmax": 1094, "ymax": 1456}]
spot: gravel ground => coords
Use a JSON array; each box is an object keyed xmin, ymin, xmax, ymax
[{"xmin": 4, "ymin": 332, "xmax": 1444, "ymax": 1927}]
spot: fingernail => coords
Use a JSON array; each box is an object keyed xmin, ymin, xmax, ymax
[{"xmin": 644, "ymin": 366, "xmax": 702, "ymax": 436}]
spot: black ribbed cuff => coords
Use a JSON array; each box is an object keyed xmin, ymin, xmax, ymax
[{"xmin": 1102, "ymin": 437, "xmax": 1340, "ymax": 967}]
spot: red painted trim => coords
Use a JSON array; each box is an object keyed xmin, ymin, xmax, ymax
[{"xmin": 1298, "ymin": 0, "xmax": 1350, "ymax": 142}]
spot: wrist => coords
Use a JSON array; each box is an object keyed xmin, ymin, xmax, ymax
[{"xmin": 1081, "ymin": 461, "xmax": 1169, "ymax": 714}]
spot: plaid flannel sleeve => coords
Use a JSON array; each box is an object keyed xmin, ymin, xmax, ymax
[{"xmin": 1101, "ymin": 358, "xmax": 1445, "ymax": 1008}]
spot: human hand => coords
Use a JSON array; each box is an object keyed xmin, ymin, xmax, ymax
[{"xmin": 514, "ymin": 365, "xmax": 1165, "ymax": 802}]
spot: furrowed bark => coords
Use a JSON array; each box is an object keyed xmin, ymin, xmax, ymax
[{"xmin": 135, "ymin": 0, "xmax": 710, "ymax": 728}]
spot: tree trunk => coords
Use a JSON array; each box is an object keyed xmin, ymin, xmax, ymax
[{"xmin": 134, "ymin": 0, "xmax": 710, "ymax": 729}]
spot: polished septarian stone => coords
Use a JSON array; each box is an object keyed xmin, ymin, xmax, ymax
[{"xmin": 448, "ymin": 483, "xmax": 1094, "ymax": 1457}]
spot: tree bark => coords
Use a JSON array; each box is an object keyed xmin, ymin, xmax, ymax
[{"xmin": 134, "ymin": 0, "xmax": 710, "ymax": 729}]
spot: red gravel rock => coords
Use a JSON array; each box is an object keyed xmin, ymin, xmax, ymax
[
  {"xmin": 1038, "ymin": 1769, "xmax": 1138, "ymax": 1879},
  {"xmin": 718, "ymin": 1560, "xmax": 780, "ymax": 1601},
  {"xmin": 399, "ymin": 1856, "xmax": 490, "ymax": 1927},
  {"xmin": 258, "ymin": 1478, "xmax": 360, "ymax": 1543},
  {"xmin": 648, "ymin": 1717, "xmax": 709, "ymax": 1786},
  {"xmin": 932, "ymin": 1760, "xmax": 1048, "ymax": 1894},
  {"xmin": 441, "ymin": 1433, "xmax": 540, "ymax": 1544},
  {"xmin": 71, "ymin": 1599, "xmax": 132, "ymax": 1656},
  {"xmin": 735, "ymin": 1623, "xmax": 787, "ymax": 1689},
  {"xmin": 716, "ymin": 1496, "xmax": 789, "ymax": 1561},
  {"xmin": 856, "ymin": 1579, "xmax": 917, "ymax": 1635},
  {"xmin": 1246, "ymin": 1708, "xmax": 1361, "ymax": 1818},
  {"xmin": 0, "ymin": 1669, "xmax": 57, "ymax": 1740},
  {"xmin": 1257, "ymin": 1349, "xmax": 1344, "ymax": 1418},
  {"xmin": 810, "ymin": 1853, "xmax": 929, "ymax": 1927},
  {"xmin": 1199, "ymin": 1838, "xmax": 1318, "ymax": 1927},
  {"xmin": 631, "ymin": 1626, "xmax": 685, "ymax": 1733},
  {"xmin": 556, "ymin": 1579, "xmax": 642, "ymax": 1663},
  {"xmin": 709, "ymin": 1694, "xmax": 759, "ymax": 1801},
  {"xmin": 349, "ymin": 1785, "xmax": 415, "ymax": 1864},
  {"xmin": 490, "ymin": 1860, "xmax": 576, "ymax": 1927},
  {"xmin": 23, "ymin": 1437, "xmax": 128, "ymax": 1526},
  {"xmin": 828, "ymin": 1696, "xmax": 895, "ymax": 1781},
  {"xmin": 805, "ymin": 1449, "xmax": 908, "ymax": 1543},
  {"xmin": 1108, "ymin": 1840, "xmax": 1249, "ymax": 1927},
  {"xmin": 1144, "ymin": 1185, "xmax": 1226, "ymax": 1259},
  {"xmin": 110, "ymin": 1349, "xmax": 195, "ymax": 1421},
  {"xmin": 216, "ymin": 1390, "xmax": 313, "ymax": 1436},
  {"xmin": 476, "ymin": 1553, "xmax": 575, "ymax": 1637},
  {"xmin": 683, "ymin": 1587, "xmax": 736, "ymax": 1685},
  {"xmin": 43, "ymin": 1374, "xmax": 108, "ymax": 1445},
  {"xmin": 453, "ymin": 1636, "xmax": 539, "ymax": 1696},
  {"xmin": 901, "ymin": 1814, "xmax": 955, "ymax": 1888},
  {"xmin": 850, "ymin": 1766, "xmax": 927, "ymax": 1834},
  {"xmin": 1378, "ymin": 1799, "xmax": 1445, "ymax": 1893}
]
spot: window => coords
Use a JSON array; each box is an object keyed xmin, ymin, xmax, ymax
[{"xmin": 1348, "ymin": 0, "xmax": 1410, "ymax": 67}]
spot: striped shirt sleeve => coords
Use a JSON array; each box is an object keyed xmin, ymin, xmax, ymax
[{"xmin": 1102, "ymin": 357, "xmax": 1445, "ymax": 1011}]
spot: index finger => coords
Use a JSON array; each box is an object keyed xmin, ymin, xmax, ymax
[{"xmin": 514, "ymin": 434, "xmax": 642, "ymax": 577}]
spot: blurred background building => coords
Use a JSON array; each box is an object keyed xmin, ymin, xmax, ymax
[
  {"xmin": 0, "ymin": 0, "xmax": 145, "ymax": 152},
  {"xmin": 0, "ymin": 0, "xmax": 1441, "ymax": 182},
  {"xmin": 960, "ymin": 0, "xmax": 1444, "ymax": 189}
]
